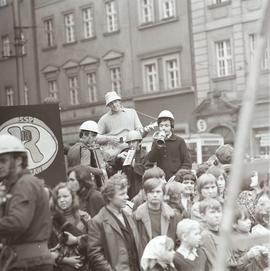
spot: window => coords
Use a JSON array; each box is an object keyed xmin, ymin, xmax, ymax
[
  {"xmin": 215, "ymin": 40, "xmax": 233, "ymax": 77},
  {"xmin": 164, "ymin": 55, "xmax": 180, "ymax": 89},
  {"xmin": 82, "ymin": 7, "xmax": 94, "ymax": 39},
  {"xmin": 87, "ymin": 72, "xmax": 97, "ymax": 102},
  {"xmin": 262, "ymin": 38, "xmax": 269, "ymax": 71},
  {"xmin": 249, "ymin": 33, "xmax": 256, "ymax": 63},
  {"xmin": 24, "ymin": 83, "xmax": 29, "ymax": 105},
  {"xmin": 48, "ymin": 80, "xmax": 58, "ymax": 99},
  {"xmin": 249, "ymin": 33, "xmax": 270, "ymax": 71},
  {"xmin": 213, "ymin": 0, "xmax": 228, "ymax": 4},
  {"xmin": 139, "ymin": 0, "xmax": 154, "ymax": 24},
  {"xmin": 160, "ymin": 0, "xmax": 176, "ymax": 19},
  {"xmin": 44, "ymin": 18, "xmax": 54, "ymax": 47},
  {"xmin": 2, "ymin": 36, "xmax": 10, "ymax": 57},
  {"xmin": 6, "ymin": 87, "xmax": 14, "ymax": 106},
  {"xmin": 68, "ymin": 76, "xmax": 79, "ymax": 105},
  {"xmin": 105, "ymin": 1, "xmax": 118, "ymax": 33},
  {"xmin": 64, "ymin": 13, "xmax": 76, "ymax": 43},
  {"xmin": 0, "ymin": 0, "xmax": 7, "ymax": 7},
  {"xmin": 143, "ymin": 61, "xmax": 158, "ymax": 92},
  {"xmin": 110, "ymin": 67, "xmax": 121, "ymax": 93},
  {"xmin": 21, "ymin": 32, "xmax": 26, "ymax": 55}
]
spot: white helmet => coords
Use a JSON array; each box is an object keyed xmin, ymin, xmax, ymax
[
  {"xmin": 0, "ymin": 134, "xmax": 26, "ymax": 155},
  {"xmin": 125, "ymin": 130, "xmax": 142, "ymax": 143},
  {"xmin": 158, "ymin": 110, "xmax": 175, "ymax": 120},
  {"xmin": 80, "ymin": 121, "xmax": 99, "ymax": 134},
  {"xmin": 105, "ymin": 91, "xmax": 121, "ymax": 106}
]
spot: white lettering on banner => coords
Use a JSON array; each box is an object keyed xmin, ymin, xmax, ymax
[{"xmin": 0, "ymin": 117, "xmax": 58, "ymax": 175}]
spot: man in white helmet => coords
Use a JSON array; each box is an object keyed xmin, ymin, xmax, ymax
[
  {"xmin": 67, "ymin": 120, "xmax": 105, "ymax": 179},
  {"xmin": 148, "ymin": 110, "xmax": 191, "ymax": 180},
  {"xmin": 0, "ymin": 134, "xmax": 53, "ymax": 271},
  {"xmin": 98, "ymin": 91, "xmax": 144, "ymax": 143}
]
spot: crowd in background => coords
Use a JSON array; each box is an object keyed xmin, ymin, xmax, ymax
[{"xmin": 0, "ymin": 91, "xmax": 269, "ymax": 271}]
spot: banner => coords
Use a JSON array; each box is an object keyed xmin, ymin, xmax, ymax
[{"xmin": 0, "ymin": 104, "xmax": 66, "ymax": 187}]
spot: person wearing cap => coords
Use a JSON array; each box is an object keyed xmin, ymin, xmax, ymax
[
  {"xmin": 98, "ymin": 91, "xmax": 143, "ymax": 143},
  {"xmin": 0, "ymin": 134, "xmax": 53, "ymax": 271},
  {"xmin": 67, "ymin": 120, "xmax": 105, "ymax": 179},
  {"xmin": 110, "ymin": 130, "xmax": 151, "ymax": 199},
  {"xmin": 148, "ymin": 110, "xmax": 192, "ymax": 181}
]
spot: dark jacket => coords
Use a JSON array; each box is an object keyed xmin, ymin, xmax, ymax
[
  {"xmin": 133, "ymin": 202, "xmax": 182, "ymax": 250},
  {"xmin": 148, "ymin": 134, "xmax": 191, "ymax": 180},
  {"xmin": 88, "ymin": 207, "xmax": 142, "ymax": 271},
  {"xmin": 0, "ymin": 170, "xmax": 53, "ymax": 267},
  {"xmin": 110, "ymin": 147, "xmax": 152, "ymax": 199},
  {"xmin": 79, "ymin": 189, "xmax": 105, "ymax": 217}
]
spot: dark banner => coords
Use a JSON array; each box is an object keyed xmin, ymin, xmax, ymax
[{"xmin": 0, "ymin": 104, "xmax": 66, "ymax": 187}]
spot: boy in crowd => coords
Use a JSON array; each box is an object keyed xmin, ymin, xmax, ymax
[
  {"xmin": 134, "ymin": 177, "xmax": 182, "ymax": 250},
  {"xmin": 199, "ymin": 198, "xmax": 227, "ymax": 270},
  {"xmin": 174, "ymin": 219, "xmax": 209, "ymax": 271},
  {"xmin": 148, "ymin": 110, "xmax": 191, "ymax": 181},
  {"xmin": 132, "ymin": 166, "xmax": 166, "ymax": 211}
]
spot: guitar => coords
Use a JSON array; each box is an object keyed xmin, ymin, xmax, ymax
[{"xmin": 98, "ymin": 122, "xmax": 158, "ymax": 161}]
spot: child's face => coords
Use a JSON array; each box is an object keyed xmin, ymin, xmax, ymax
[
  {"xmin": 217, "ymin": 175, "xmax": 225, "ymax": 193},
  {"xmin": 234, "ymin": 217, "xmax": 251, "ymax": 233},
  {"xmin": 57, "ymin": 187, "xmax": 73, "ymax": 211},
  {"xmin": 203, "ymin": 207, "xmax": 222, "ymax": 228},
  {"xmin": 201, "ymin": 181, "xmax": 218, "ymax": 199},
  {"xmin": 146, "ymin": 184, "xmax": 164, "ymax": 205},
  {"xmin": 184, "ymin": 227, "xmax": 201, "ymax": 248},
  {"xmin": 182, "ymin": 179, "xmax": 195, "ymax": 195}
]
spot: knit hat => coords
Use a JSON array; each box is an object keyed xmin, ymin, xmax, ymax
[
  {"xmin": 105, "ymin": 91, "xmax": 121, "ymax": 106},
  {"xmin": 215, "ymin": 144, "xmax": 234, "ymax": 164}
]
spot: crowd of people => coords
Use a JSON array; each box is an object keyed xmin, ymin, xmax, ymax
[{"xmin": 0, "ymin": 91, "xmax": 269, "ymax": 271}]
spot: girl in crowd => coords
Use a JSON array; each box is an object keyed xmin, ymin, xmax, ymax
[
  {"xmin": 67, "ymin": 165, "xmax": 105, "ymax": 217},
  {"xmin": 237, "ymin": 171, "xmax": 265, "ymax": 226},
  {"xmin": 174, "ymin": 169, "xmax": 197, "ymax": 217},
  {"xmin": 50, "ymin": 182, "xmax": 90, "ymax": 271},
  {"xmin": 191, "ymin": 173, "xmax": 219, "ymax": 222},
  {"xmin": 141, "ymin": 236, "xmax": 175, "ymax": 271},
  {"xmin": 207, "ymin": 166, "xmax": 227, "ymax": 201}
]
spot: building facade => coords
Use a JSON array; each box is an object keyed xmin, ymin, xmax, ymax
[
  {"xmin": 34, "ymin": 0, "xmax": 196, "ymax": 144},
  {"xmin": 191, "ymin": 0, "xmax": 270, "ymax": 157},
  {"xmin": 0, "ymin": 0, "xmax": 41, "ymax": 106}
]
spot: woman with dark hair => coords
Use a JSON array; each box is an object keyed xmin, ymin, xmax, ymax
[
  {"xmin": 67, "ymin": 165, "xmax": 105, "ymax": 217},
  {"xmin": 50, "ymin": 182, "xmax": 90, "ymax": 271}
]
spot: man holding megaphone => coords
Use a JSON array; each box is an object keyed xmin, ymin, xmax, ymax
[{"xmin": 148, "ymin": 110, "xmax": 192, "ymax": 181}]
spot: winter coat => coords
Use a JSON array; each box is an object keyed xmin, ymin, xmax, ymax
[
  {"xmin": 133, "ymin": 202, "xmax": 182, "ymax": 250},
  {"xmin": 79, "ymin": 189, "xmax": 105, "ymax": 217},
  {"xmin": 88, "ymin": 207, "xmax": 142, "ymax": 271},
  {"xmin": 0, "ymin": 170, "xmax": 53, "ymax": 268},
  {"xmin": 147, "ymin": 134, "xmax": 191, "ymax": 180}
]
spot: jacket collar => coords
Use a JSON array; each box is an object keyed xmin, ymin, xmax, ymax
[
  {"xmin": 166, "ymin": 133, "xmax": 177, "ymax": 141},
  {"xmin": 134, "ymin": 202, "xmax": 175, "ymax": 239}
]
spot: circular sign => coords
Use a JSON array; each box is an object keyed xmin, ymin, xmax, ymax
[
  {"xmin": 197, "ymin": 119, "xmax": 207, "ymax": 132},
  {"xmin": 0, "ymin": 116, "xmax": 58, "ymax": 175}
]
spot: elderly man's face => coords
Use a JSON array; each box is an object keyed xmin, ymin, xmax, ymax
[
  {"xmin": 108, "ymin": 100, "xmax": 122, "ymax": 113},
  {"xmin": 110, "ymin": 186, "xmax": 129, "ymax": 209}
]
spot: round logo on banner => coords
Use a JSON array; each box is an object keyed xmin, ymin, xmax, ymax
[{"xmin": 0, "ymin": 116, "xmax": 58, "ymax": 175}]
